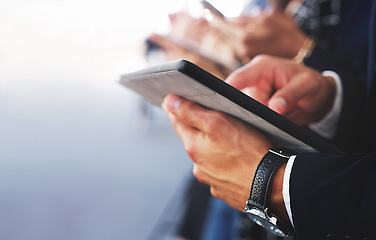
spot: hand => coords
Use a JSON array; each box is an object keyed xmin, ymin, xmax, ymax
[
  {"xmin": 209, "ymin": 10, "xmax": 307, "ymax": 63},
  {"xmin": 147, "ymin": 33, "xmax": 232, "ymax": 79},
  {"xmin": 162, "ymin": 94, "xmax": 273, "ymax": 211},
  {"xmin": 226, "ymin": 55, "xmax": 337, "ymax": 126}
]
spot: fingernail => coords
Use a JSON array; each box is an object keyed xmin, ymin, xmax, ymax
[
  {"xmin": 163, "ymin": 94, "xmax": 182, "ymax": 112},
  {"xmin": 269, "ymin": 97, "xmax": 288, "ymax": 114}
]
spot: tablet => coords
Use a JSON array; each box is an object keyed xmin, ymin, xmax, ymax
[{"xmin": 120, "ymin": 59, "xmax": 342, "ymax": 153}]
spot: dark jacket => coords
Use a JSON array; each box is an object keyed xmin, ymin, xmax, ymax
[{"xmin": 289, "ymin": 1, "xmax": 376, "ymax": 239}]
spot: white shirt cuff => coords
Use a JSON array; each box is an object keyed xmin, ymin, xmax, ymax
[
  {"xmin": 282, "ymin": 155, "xmax": 296, "ymax": 228},
  {"xmin": 308, "ymin": 71, "xmax": 343, "ymax": 139}
]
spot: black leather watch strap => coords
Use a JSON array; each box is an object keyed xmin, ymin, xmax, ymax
[{"xmin": 247, "ymin": 149, "xmax": 291, "ymax": 210}]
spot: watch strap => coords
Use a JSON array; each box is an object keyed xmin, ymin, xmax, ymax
[{"xmin": 247, "ymin": 149, "xmax": 290, "ymax": 210}]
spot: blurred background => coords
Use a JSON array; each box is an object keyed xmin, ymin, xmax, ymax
[{"xmin": 0, "ymin": 0, "xmax": 245, "ymax": 239}]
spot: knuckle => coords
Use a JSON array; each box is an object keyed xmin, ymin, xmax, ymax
[
  {"xmin": 210, "ymin": 186, "xmax": 217, "ymax": 197},
  {"xmin": 185, "ymin": 142, "xmax": 197, "ymax": 162},
  {"xmin": 300, "ymin": 71, "xmax": 320, "ymax": 90},
  {"xmin": 192, "ymin": 165, "xmax": 199, "ymax": 178},
  {"xmin": 210, "ymin": 186, "xmax": 222, "ymax": 199},
  {"xmin": 205, "ymin": 111, "xmax": 227, "ymax": 132},
  {"xmin": 193, "ymin": 166, "xmax": 206, "ymax": 183}
]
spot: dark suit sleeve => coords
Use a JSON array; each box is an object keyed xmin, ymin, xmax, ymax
[
  {"xmin": 305, "ymin": 43, "xmax": 370, "ymax": 152},
  {"xmin": 331, "ymin": 74, "xmax": 370, "ymax": 152},
  {"xmin": 302, "ymin": 0, "xmax": 373, "ymax": 152},
  {"xmin": 289, "ymin": 152, "xmax": 376, "ymax": 240},
  {"xmin": 305, "ymin": 39, "xmax": 370, "ymax": 152}
]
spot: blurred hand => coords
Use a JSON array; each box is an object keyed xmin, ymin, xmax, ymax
[
  {"xmin": 168, "ymin": 11, "xmax": 210, "ymax": 45},
  {"xmin": 147, "ymin": 33, "xmax": 232, "ymax": 79},
  {"xmin": 162, "ymin": 94, "xmax": 273, "ymax": 211},
  {"xmin": 226, "ymin": 55, "xmax": 337, "ymax": 125},
  {"xmin": 147, "ymin": 10, "xmax": 236, "ymax": 79},
  {"xmin": 210, "ymin": 10, "xmax": 307, "ymax": 63}
]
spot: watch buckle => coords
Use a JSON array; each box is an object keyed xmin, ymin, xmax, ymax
[{"xmin": 264, "ymin": 208, "xmax": 278, "ymax": 225}]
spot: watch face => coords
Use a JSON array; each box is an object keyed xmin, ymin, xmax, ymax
[{"xmin": 245, "ymin": 208, "xmax": 289, "ymax": 237}]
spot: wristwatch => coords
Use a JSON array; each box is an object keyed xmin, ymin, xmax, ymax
[{"xmin": 245, "ymin": 148, "xmax": 294, "ymax": 237}]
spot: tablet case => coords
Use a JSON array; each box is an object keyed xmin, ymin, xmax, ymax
[{"xmin": 120, "ymin": 59, "xmax": 342, "ymax": 153}]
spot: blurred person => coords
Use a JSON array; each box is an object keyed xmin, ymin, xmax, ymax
[{"xmin": 146, "ymin": 1, "xmax": 311, "ymax": 78}]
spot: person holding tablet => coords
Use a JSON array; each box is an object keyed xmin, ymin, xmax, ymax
[
  {"xmin": 161, "ymin": 0, "xmax": 376, "ymax": 238},
  {"xmin": 162, "ymin": 53, "xmax": 376, "ymax": 239}
]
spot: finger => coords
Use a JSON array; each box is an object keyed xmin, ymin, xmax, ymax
[
  {"xmin": 242, "ymin": 86, "xmax": 270, "ymax": 106},
  {"xmin": 193, "ymin": 164, "xmax": 210, "ymax": 185},
  {"xmin": 162, "ymin": 94, "xmax": 215, "ymax": 133},
  {"xmin": 226, "ymin": 56, "xmax": 275, "ymax": 101},
  {"xmin": 147, "ymin": 34, "xmax": 170, "ymax": 50},
  {"xmin": 268, "ymin": 72, "xmax": 320, "ymax": 115},
  {"xmin": 225, "ymin": 62, "xmax": 261, "ymax": 89},
  {"xmin": 210, "ymin": 16, "xmax": 244, "ymax": 37},
  {"xmin": 164, "ymin": 104, "xmax": 205, "ymax": 163},
  {"xmin": 165, "ymin": 110, "xmax": 199, "ymax": 142},
  {"xmin": 148, "ymin": 34, "xmax": 181, "ymax": 52}
]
